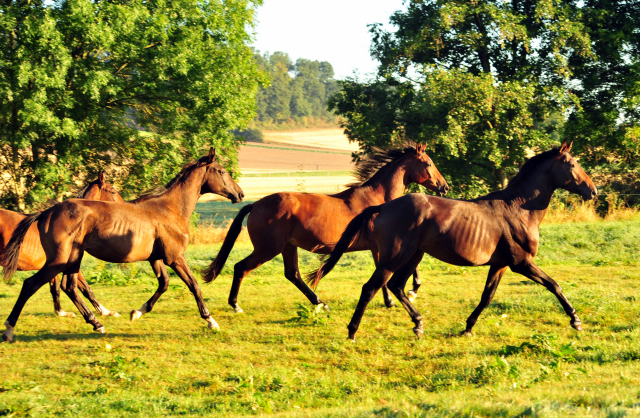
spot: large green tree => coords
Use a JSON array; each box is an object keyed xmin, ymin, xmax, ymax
[
  {"xmin": 0, "ymin": 0, "xmax": 265, "ymax": 210},
  {"xmin": 330, "ymin": 0, "xmax": 640, "ymax": 198}
]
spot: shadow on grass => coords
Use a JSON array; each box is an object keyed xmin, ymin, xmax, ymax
[{"xmin": 4, "ymin": 332, "xmax": 168, "ymax": 343}]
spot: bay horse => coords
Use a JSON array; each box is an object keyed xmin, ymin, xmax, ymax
[
  {"xmin": 1, "ymin": 148, "xmax": 244, "ymax": 342},
  {"xmin": 202, "ymin": 142, "xmax": 449, "ymax": 313},
  {"xmin": 309, "ymin": 141, "xmax": 597, "ymax": 341},
  {"xmin": 0, "ymin": 171, "xmax": 123, "ymax": 318}
]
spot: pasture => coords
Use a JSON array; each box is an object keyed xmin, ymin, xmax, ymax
[{"xmin": 1, "ymin": 216, "xmax": 639, "ymax": 417}]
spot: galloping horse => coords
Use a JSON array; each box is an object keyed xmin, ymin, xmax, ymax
[
  {"xmin": 2, "ymin": 149, "xmax": 244, "ymax": 342},
  {"xmin": 0, "ymin": 171, "xmax": 122, "ymax": 318},
  {"xmin": 203, "ymin": 142, "xmax": 448, "ymax": 313},
  {"xmin": 310, "ymin": 141, "xmax": 597, "ymax": 341}
]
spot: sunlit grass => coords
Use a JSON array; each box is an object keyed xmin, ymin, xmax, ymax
[{"xmin": 1, "ymin": 217, "xmax": 639, "ymax": 417}]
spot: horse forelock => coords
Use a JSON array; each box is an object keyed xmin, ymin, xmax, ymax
[{"xmin": 351, "ymin": 140, "xmax": 419, "ymax": 186}]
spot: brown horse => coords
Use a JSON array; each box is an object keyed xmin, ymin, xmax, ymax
[
  {"xmin": 203, "ymin": 142, "xmax": 448, "ymax": 313},
  {"xmin": 310, "ymin": 141, "xmax": 597, "ymax": 341},
  {"xmin": 1, "ymin": 148, "xmax": 244, "ymax": 342},
  {"xmin": 0, "ymin": 171, "xmax": 123, "ymax": 318}
]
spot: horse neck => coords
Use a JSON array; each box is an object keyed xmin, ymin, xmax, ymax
[
  {"xmin": 348, "ymin": 159, "xmax": 408, "ymax": 206},
  {"xmin": 153, "ymin": 167, "xmax": 205, "ymax": 221},
  {"xmin": 501, "ymin": 169, "xmax": 557, "ymax": 225}
]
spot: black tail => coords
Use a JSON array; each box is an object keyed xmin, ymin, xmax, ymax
[
  {"xmin": 202, "ymin": 204, "xmax": 253, "ymax": 282},
  {"xmin": 306, "ymin": 205, "xmax": 381, "ymax": 289},
  {"xmin": 1, "ymin": 211, "xmax": 42, "ymax": 283}
]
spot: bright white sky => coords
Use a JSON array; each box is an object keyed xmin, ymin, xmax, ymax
[{"xmin": 251, "ymin": 0, "xmax": 407, "ymax": 79}]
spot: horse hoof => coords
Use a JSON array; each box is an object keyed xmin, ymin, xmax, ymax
[
  {"xmin": 94, "ymin": 326, "xmax": 106, "ymax": 334},
  {"xmin": 233, "ymin": 307, "xmax": 244, "ymax": 314},
  {"xmin": 407, "ymin": 291, "xmax": 417, "ymax": 303},
  {"xmin": 460, "ymin": 330, "xmax": 473, "ymax": 337},
  {"xmin": 322, "ymin": 303, "xmax": 330, "ymax": 312},
  {"xmin": 57, "ymin": 310, "xmax": 76, "ymax": 318},
  {"xmin": 571, "ymin": 320, "xmax": 583, "ymax": 331},
  {"xmin": 206, "ymin": 317, "xmax": 220, "ymax": 330},
  {"xmin": 348, "ymin": 335, "xmax": 355, "ymax": 343},
  {"xmin": 130, "ymin": 310, "xmax": 142, "ymax": 322},
  {"xmin": 110, "ymin": 312, "xmax": 120, "ymax": 318},
  {"xmin": 2, "ymin": 332, "xmax": 12, "ymax": 343},
  {"xmin": 413, "ymin": 326, "xmax": 424, "ymax": 339}
]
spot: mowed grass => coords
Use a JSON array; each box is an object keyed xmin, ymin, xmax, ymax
[{"xmin": 1, "ymin": 218, "xmax": 640, "ymax": 417}]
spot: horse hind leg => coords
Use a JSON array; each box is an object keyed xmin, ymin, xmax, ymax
[
  {"xmin": 386, "ymin": 251, "xmax": 425, "ymax": 338},
  {"xmin": 4, "ymin": 266, "xmax": 66, "ymax": 342},
  {"xmin": 348, "ymin": 266, "xmax": 394, "ymax": 342},
  {"xmin": 283, "ymin": 243, "xmax": 328, "ymax": 310},
  {"xmin": 371, "ymin": 248, "xmax": 396, "ymax": 308},
  {"xmin": 76, "ymin": 270, "xmax": 119, "ymax": 317},
  {"xmin": 49, "ymin": 275, "xmax": 76, "ymax": 318},
  {"xmin": 229, "ymin": 249, "xmax": 280, "ymax": 313},
  {"xmin": 59, "ymin": 267, "xmax": 105, "ymax": 334},
  {"xmin": 131, "ymin": 259, "xmax": 169, "ymax": 322},
  {"xmin": 407, "ymin": 269, "xmax": 421, "ymax": 303}
]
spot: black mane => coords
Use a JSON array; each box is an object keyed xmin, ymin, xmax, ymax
[
  {"xmin": 131, "ymin": 156, "xmax": 208, "ymax": 203},
  {"xmin": 350, "ymin": 140, "xmax": 418, "ymax": 187},
  {"xmin": 507, "ymin": 147, "xmax": 562, "ymax": 188}
]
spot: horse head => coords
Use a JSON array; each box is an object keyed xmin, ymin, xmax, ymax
[
  {"xmin": 551, "ymin": 140, "xmax": 597, "ymax": 201},
  {"xmin": 199, "ymin": 148, "xmax": 245, "ymax": 203},
  {"xmin": 81, "ymin": 171, "xmax": 124, "ymax": 203},
  {"xmin": 406, "ymin": 143, "xmax": 449, "ymax": 196}
]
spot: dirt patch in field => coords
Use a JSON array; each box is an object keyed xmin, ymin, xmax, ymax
[
  {"xmin": 239, "ymin": 143, "xmax": 354, "ymax": 173},
  {"xmin": 262, "ymin": 128, "xmax": 358, "ymax": 152}
]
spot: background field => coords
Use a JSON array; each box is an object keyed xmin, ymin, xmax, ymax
[{"xmin": 1, "ymin": 216, "xmax": 639, "ymax": 417}]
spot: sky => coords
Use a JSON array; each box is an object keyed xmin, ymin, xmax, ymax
[{"xmin": 251, "ymin": 0, "xmax": 407, "ymax": 79}]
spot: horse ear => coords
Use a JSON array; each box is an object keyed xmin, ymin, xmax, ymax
[
  {"xmin": 559, "ymin": 139, "xmax": 574, "ymax": 154},
  {"xmin": 98, "ymin": 171, "xmax": 105, "ymax": 184},
  {"xmin": 207, "ymin": 147, "xmax": 216, "ymax": 164}
]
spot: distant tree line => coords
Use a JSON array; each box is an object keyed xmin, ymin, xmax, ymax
[{"xmin": 253, "ymin": 52, "xmax": 339, "ymax": 130}]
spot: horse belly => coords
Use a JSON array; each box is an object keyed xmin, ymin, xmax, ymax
[
  {"xmin": 423, "ymin": 216, "xmax": 498, "ymax": 266},
  {"xmin": 86, "ymin": 230, "xmax": 155, "ymax": 263}
]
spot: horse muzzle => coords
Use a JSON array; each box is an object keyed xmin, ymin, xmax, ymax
[{"xmin": 228, "ymin": 191, "xmax": 244, "ymax": 204}]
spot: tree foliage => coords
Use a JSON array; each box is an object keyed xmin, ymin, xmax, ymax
[
  {"xmin": 254, "ymin": 51, "xmax": 338, "ymax": 128},
  {"xmin": 329, "ymin": 0, "xmax": 640, "ymax": 198},
  {"xmin": 0, "ymin": 0, "xmax": 265, "ymax": 210}
]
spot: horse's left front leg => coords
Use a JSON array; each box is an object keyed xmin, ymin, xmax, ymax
[
  {"xmin": 511, "ymin": 260, "xmax": 582, "ymax": 331},
  {"xmin": 170, "ymin": 256, "xmax": 219, "ymax": 330},
  {"xmin": 76, "ymin": 270, "xmax": 119, "ymax": 317},
  {"xmin": 283, "ymin": 243, "xmax": 328, "ymax": 310}
]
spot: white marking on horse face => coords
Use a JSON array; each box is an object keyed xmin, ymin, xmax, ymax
[{"xmin": 206, "ymin": 316, "xmax": 220, "ymax": 330}]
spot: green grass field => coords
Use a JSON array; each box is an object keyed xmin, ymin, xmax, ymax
[{"xmin": 1, "ymin": 217, "xmax": 639, "ymax": 417}]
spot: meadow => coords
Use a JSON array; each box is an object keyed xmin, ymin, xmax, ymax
[{"xmin": 1, "ymin": 214, "xmax": 639, "ymax": 417}]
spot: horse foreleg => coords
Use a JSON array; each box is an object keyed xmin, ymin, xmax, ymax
[
  {"xmin": 386, "ymin": 251, "xmax": 425, "ymax": 338},
  {"xmin": 60, "ymin": 269, "xmax": 105, "ymax": 334},
  {"xmin": 511, "ymin": 261, "xmax": 582, "ymax": 331},
  {"xmin": 283, "ymin": 244, "xmax": 328, "ymax": 310},
  {"xmin": 462, "ymin": 265, "xmax": 508, "ymax": 336},
  {"xmin": 76, "ymin": 270, "xmax": 119, "ymax": 317},
  {"xmin": 131, "ymin": 259, "xmax": 169, "ymax": 322},
  {"xmin": 49, "ymin": 275, "xmax": 75, "ymax": 318},
  {"xmin": 407, "ymin": 269, "xmax": 421, "ymax": 302},
  {"xmin": 348, "ymin": 267, "xmax": 394, "ymax": 342},
  {"xmin": 170, "ymin": 257, "xmax": 219, "ymax": 330},
  {"xmin": 4, "ymin": 266, "xmax": 66, "ymax": 342}
]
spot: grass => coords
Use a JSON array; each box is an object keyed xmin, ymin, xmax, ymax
[{"xmin": 1, "ymin": 217, "xmax": 640, "ymax": 417}]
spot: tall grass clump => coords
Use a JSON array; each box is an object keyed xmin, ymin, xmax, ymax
[
  {"xmin": 545, "ymin": 192, "xmax": 638, "ymax": 224},
  {"xmin": 189, "ymin": 219, "xmax": 250, "ymax": 245}
]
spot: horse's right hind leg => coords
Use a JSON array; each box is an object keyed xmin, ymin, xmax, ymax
[
  {"xmin": 347, "ymin": 267, "xmax": 394, "ymax": 342},
  {"xmin": 282, "ymin": 243, "xmax": 327, "ymax": 309},
  {"xmin": 59, "ymin": 270, "xmax": 105, "ymax": 334},
  {"xmin": 371, "ymin": 248, "xmax": 396, "ymax": 308},
  {"xmin": 386, "ymin": 251, "xmax": 425, "ymax": 338},
  {"xmin": 76, "ymin": 270, "xmax": 119, "ymax": 317},
  {"xmin": 49, "ymin": 275, "xmax": 76, "ymax": 318},
  {"xmin": 131, "ymin": 259, "xmax": 169, "ymax": 322},
  {"xmin": 4, "ymin": 266, "xmax": 65, "ymax": 342}
]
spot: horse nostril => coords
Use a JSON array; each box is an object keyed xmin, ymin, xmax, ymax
[
  {"xmin": 442, "ymin": 185, "xmax": 449, "ymax": 194},
  {"xmin": 591, "ymin": 189, "xmax": 597, "ymax": 198}
]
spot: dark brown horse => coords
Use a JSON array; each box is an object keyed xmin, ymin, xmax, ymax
[
  {"xmin": 310, "ymin": 141, "xmax": 597, "ymax": 341},
  {"xmin": 0, "ymin": 171, "xmax": 123, "ymax": 318},
  {"xmin": 2, "ymin": 149, "xmax": 244, "ymax": 342},
  {"xmin": 203, "ymin": 142, "xmax": 448, "ymax": 313}
]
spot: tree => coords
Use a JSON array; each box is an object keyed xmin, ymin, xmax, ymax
[
  {"xmin": 330, "ymin": 0, "xmax": 640, "ymax": 198},
  {"xmin": 0, "ymin": 0, "xmax": 266, "ymax": 210}
]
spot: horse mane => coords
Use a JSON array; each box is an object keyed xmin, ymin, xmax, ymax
[
  {"xmin": 506, "ymin": 147, "xmax": 562, "ymax": 189},
  {"xmin": 349, "ymin": 140, "xmax": 418, "ymax": 187},
  {"xmin": 75, "ymin": 182, "xmax": 94, "ymax": 198},
  {"xmin": 131, "ymin": 156, "xmax": 207, "ymax": 203}
]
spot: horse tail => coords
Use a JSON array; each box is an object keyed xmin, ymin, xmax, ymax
[
  {"xmin": 1, "ymin": 211, "xmax": 42, "ymax": 283},
  {"xmin": 306, "ymin": 205, "xmax": 381, "ymax": 289},
  {"xmin": 202, "ymin": 204, "xmax": 253, "ymax": 282}
]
